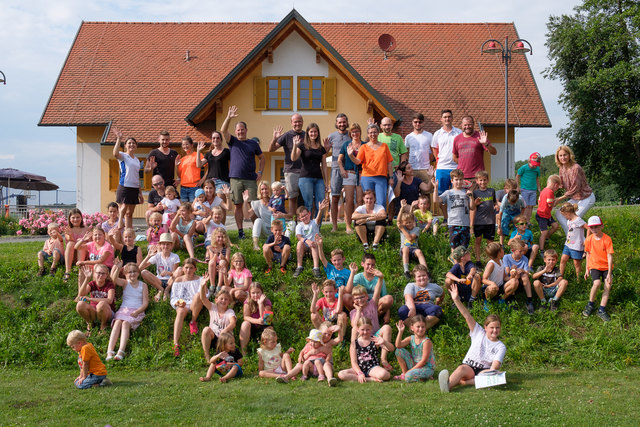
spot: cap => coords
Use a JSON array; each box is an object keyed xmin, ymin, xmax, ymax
[
  {"xmin": 451, "ymin": 245, "xmax": 468, "ymax": 261},
  {"xmin": 306, "ymin": 329, "xmax": 322, "ymax": 343},
  {"xmin": 529, "ymin": 152, "xmax": 541, "ymax": 167},
  {"xmin": 195, "ymin": 188, "xmax": 205, "ymax": 197},
  {"xmin": 159, "ymin": 232, "xmax": 173, "ymax": 243},
  {"xmin": 587, "ymin": 216, "xmax": 603, "ymax": 227}
]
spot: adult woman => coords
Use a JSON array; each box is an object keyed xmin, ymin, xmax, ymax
[
  {"xmin": 197, "ymin": 130, "xmax": 230, "ymax": 203},
  {"xmin": 242, "ymin": 182, "xmax": 293, "ymax": 251},
  {"xmin": 338, "ymin": 123, "xmax": 366, "ymax": 234},
  {"xmin": 176, "ymin": 136, "xmax": 203, "ymax": 202},
  {"xmin": 194, "ymin": 178, "xmax": 228, "ymax": 235},
  {"xmin": 291, "ymin": 123, "xmax": 328, "ymax": 217},
  {"xmin": 554, "ymin": 145, "xmax": 595, "ymax": 233},
  {"xmin": 393, "ymin": 161, "xmax": 433, "ymax": 207},
  {"xmin": 112, "ymin": 128, "xmax": 143, "ymax": 229},
  {"xmin": 351, "ymin": 124, "xmax": 393, "ymax": 207},
  {"xmin": 76, "ymin": 264, "xmax": 116, "ymax": 335},
  {"xmin": 352, "ymin": 189, "xmax": 387, "ymax": 250}
]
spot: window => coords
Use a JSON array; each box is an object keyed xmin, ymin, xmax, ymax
[
  {"xmin": 267, "ymin": 77, "xmax": 292, "ymax": 110},
  {"xmin": 298, "ymin": 77, "xmax": 323, "ymax": 110}
]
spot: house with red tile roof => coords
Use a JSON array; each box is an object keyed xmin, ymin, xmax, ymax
[{"xmin": 40, "ymin": 10, "xmax": 549, "ymax": 217}]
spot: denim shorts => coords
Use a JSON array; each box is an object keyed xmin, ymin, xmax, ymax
[
  {"xmin": 75, "ymin": 374, "xmax": 106, "ymax": 389},
  {"xmin": 39, "ymin": 249, "xmax": 64, "ymax": 264},
  {"xmin": 520, "ymin": 189, "xmax": 537, "ymax": 206},
  {"xmin": 562, "ymin": 245, "xmax": 584, "ymax": 260}
]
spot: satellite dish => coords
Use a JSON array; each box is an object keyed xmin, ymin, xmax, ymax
[{"xmin": 378, "ymin": 34, "xmax": 397, "ymax": 60}]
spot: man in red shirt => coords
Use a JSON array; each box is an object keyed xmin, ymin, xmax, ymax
[{"xmin": 452, "ymin": 116, "xmax": 497, "ymax": 180}]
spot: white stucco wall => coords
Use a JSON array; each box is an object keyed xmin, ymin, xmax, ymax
[
  {"xmin": 262, "ymin": 31, "xmax": 328, "ymax": 115},
  {"xmin": 490, "ymin": 142, "xmax": 516, "ymax": 181},
  {"xmin": 76, "ymin": 142, "xmax": 101, "ymax": 214}
]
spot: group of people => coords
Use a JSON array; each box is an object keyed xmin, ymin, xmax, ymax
[{"xmin": 47, "ymin": 107, "xmax": 615, "ymax": 390}]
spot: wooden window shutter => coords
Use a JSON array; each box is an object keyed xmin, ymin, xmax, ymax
[
  {"xmin": 109, "ymin": 159, "xmax": 119, "ymax": 192},
  {"xmin": 323, "ymin": 77, "xmax": 337, "ymax": 111},
  {"xmin": 254, "ymin": 76, "xmax": 267, "ymax": 110}
]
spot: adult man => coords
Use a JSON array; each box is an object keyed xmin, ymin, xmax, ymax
[
  {"xmin": 404, "ymin": 113, "xmax": 434, "ymax": 184},
  {"xmin": 327, "ymin": 113, "xmax": 350, "ymax": 232},
  {"xmin": 431, "ymin": 110, "xmax": 462, "ymax": 196},
  {"xmin": 221, "ymin": 105, "xmax": 265, "ymax": 239},
  {"xmin": 145, "ymin": 130, "xmax": 179, "ymax": 187},
  {"xmin": 269, "ymin": 113, "xmax": 304, "ymax": 215},
  {"xmin": 378, "ymin": 117, "xmax": 408, "ymax": 168},
  {"xmin": 452, "ymin": 115, "xmax": 497, "ymax": 180},
  {"xmin": 145, "ymin": 175, "xmax": 165, "ymax": 221}
]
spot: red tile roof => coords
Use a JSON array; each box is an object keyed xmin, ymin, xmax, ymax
[{"xmin": 40, "ymin": 18, "xmax": 549, "ymax": 143}]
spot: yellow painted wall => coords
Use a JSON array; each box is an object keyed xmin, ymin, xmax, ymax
[{"xmin": 77, "ymin": 126, "xmax": 105, "ymax": 143}]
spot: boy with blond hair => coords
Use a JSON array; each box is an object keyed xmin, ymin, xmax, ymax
[
  {"xmin": 263, "ymin": 220, "xmax": 291, "ymax": 274},
  {"xmin": 67, "ymin": 330, "xmax": 111, "ymax": 389},
  {"xmin": 37, "ymin": 222, "xmax": 65, "ymax": 276},
  {"xmin": 536, "ymin": 174, "xmax": 561, "ymax": 252}
]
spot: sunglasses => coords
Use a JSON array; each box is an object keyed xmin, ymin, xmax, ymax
[{"xmin": 516, "ymin": 222, "xmax": 528, "ymax": 225}]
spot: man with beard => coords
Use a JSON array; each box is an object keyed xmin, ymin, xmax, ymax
[
  {"xmin": 327, "ymin": 113, "xmax": 350, "ymax": 232},
  {"xmin": 452, "ymin": 116, "xmax": 497, "ymax": 181},
  {"xmin": 145, "ymin": 130, "xmax": 179, "ymax": 187},
  {"xmin": 269, "ymin": 113, "xmax": 305, "ymax": 215}
]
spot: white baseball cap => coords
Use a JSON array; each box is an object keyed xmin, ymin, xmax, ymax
[{"xmin": 587, "ymin": 216, "xmax": 603, "ymax": 227}]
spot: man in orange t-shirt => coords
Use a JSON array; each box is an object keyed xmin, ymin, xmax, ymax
[{"xmin": 582, "ymin": 216, "xmax": 614, "ymax": 322}]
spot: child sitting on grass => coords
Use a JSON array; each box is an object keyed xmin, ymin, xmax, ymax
[
  {"xmin": 258, "ymin": 327, "xmax": 294, "ymax": 379},
  {"xmin": 316, "ymin": 237, "xmax": 352, "ymax": 290},
  {"xmin": 411, "ymin": 194, "xmax": 437, "ymax": 235},
  {"xmin": 145, "ymin": 212, "xmax": 167, "ymax": 254},
  {"xmin": 558, "ymin": 202, "xmax": 586, "ymax": 280},
  {"xmin": 398, "ymin": 264, "xmax": 444, "ymax": 330},
  {"xmin": 219, "ymin": 252, "xmax": 252, "ymax": 304},
  {"xmin": 199, "ymin": 332, "xmax": 243, "ymax": 383},
  {"xmin": 310, "ymin": 281, "xmax": 346, "ymax": 338},
  {"xmin": 140, "ymin": 233, "xmax": 180, "ymax": 302},
  {"xmin": 108, "ymin": 227, "xmax": 142, "ymax": 270},
  {"xmin": 508, "ymin": 215, "xmax": 539, "ymax": 268},
  {"xmin": 535, "ymin": 175, "xmax": 561, "ymax": 253},
  {"xmin": 346, "ymin": 253, "xmax": 394, "ymax": 325},
  {"xmin": 293, "ymin": 201, "xmax": 329, "ymax": 279},
  {"xmin": 503, "ymin": 240, "xmax": 534, "ymax": 314},
  {"xmin": 67, "ymin": 329, "xmax": 111, "ymax": 389},
  {"xmin": 397, "ymin": 206, "xmax": 428, "ymax": 279},
  {"xmin": 582, "ymin": 216, "xmax": 614, "ymax": 322},
  {"xmin": 394, "ymin": 314, "xmax": 436, "ymax": 382},
  {"xmin": 532, "ymin": 249, "xmax": 568, "ymax": 311},
  {"xmin": 262, "ymin": 220, "xmax": 291, "ymax": 274},
  {"xmin": 338, "ymin": 316, "xmax": 394, "ymax": 383},
  {"xmin": 37, "ymin": 222, "xmax": 64, "ymax": 276},
  {"xmin": 445, "ymin": 246, "xmax": 482, "ymax": 307},
  {"xmin": 239, "ymin": 282, "xmax": 273, "ymax": 355},
  {"xmin": 481, "ymin": 242, "xmax": 519, "ymax": 305},
  {"xmin": 439, "ymin": 283, "xmax": 506, "ymax": 393},
  {"xmin": 199, "ymin": 286, "xmax": 236, "ymax": 363}
]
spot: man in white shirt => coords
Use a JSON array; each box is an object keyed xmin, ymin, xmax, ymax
[
  {"xmin": 404, "ymin": 113, "xmax": 434, "ymax": 184},
  {"xmin": 431, "ymin": 110, "xmax": 462, "ymax": 218}
]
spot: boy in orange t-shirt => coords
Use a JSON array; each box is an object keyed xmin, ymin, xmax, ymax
[
  {"xmin": 67, "ymin": 330, "xmax": 111, "ymax": 389},
  {"xmin": 582, "ymin": 216, "xmax": 614, "ymax": 322}
]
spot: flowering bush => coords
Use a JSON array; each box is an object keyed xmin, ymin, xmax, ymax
[{"xmin": 17, "ymin": 209, "xmax": 108, "ymax": 235}]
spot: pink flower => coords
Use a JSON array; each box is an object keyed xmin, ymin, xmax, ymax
[{"xmin": 16, "ymin": 230, "xmax": 22, "ymax": 235}]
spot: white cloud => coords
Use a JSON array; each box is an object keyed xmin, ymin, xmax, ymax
[{"xmin": 0, "ymin": 154, "xmax": 16, "ymax": 160}]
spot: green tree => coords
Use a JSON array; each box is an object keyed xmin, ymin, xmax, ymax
[{"xmin": 545, "ymin": 0, "xmax": 640, "ymax": 203}]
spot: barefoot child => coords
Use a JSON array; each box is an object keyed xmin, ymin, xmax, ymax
[
  {"xmin": 558, "ymin": 203, "xmax": 586, "ymax": 280},
  {"xmin": 394, "ymin": 315, "xmax": 436, "ymax": 382},
  {"xmin": 170, "ymin": 202, "xmax": 196, "ymax": 259},
  {"xmin": 67, "ymin": 330, "xmax": 111, "ymax": 389},
  {"xmin": 582, "ymin": 216, "xmax": 614, "ymax": 322},
  {"xmin": 258, "ymin": 327, "xmax": 294, "ymax": 379},
  {"xmin": 439, "ymin": 283, "xmax": 506, "ymax": 393},
  {"xmin": 535, "ymin": 175, "xmax": 561, "ymax": 252},
  {"xmin": 199, "ymin": 286, "xmax": 236, "ymax": 362},
  {"xmin": 106, "ymin": 261, "xmax": 149, "ymax": 361},
  {"xmin": 293, "ymin": 200, "xmax": 329, "ymax": 279},
  {"xmin": 75, "ymin": 264, "xmax": 115, "ymax": 335},
  {"xmin": 532, "ymin": 249, "xmax": 568, "ymax": 311},
  {"xmin": 199, "ymin": 332, "xmax": 243, "ymax": 383},
  {"xmin": 338, "ymin": 317, "xmax": 394, "ymax": 383},
  {"xmin": 37, "ymin": 222, "xmax": 64, "ymax": 276}
]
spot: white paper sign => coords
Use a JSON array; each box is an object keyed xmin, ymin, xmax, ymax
[{"xmin": 475, "ymin": 371, "xmax": 506, "ymax": 389}]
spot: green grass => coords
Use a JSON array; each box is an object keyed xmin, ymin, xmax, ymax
[
  {"xmin": 0, "ymin": 206, "xmax": 639, "ymax": 423},
  {"xmin": 2, "ymin": 368, "xmax": 640, "ymax": 425}
]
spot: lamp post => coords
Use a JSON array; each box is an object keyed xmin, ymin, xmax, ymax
[
  {"xmin": 0, "ymin": 70, "xmax": 6, "ymax": 85},
  {"xmin": 481, "ymin": 36, "xmax": 532, "ymax": 179}
]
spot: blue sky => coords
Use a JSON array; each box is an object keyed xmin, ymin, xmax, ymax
[{"xmin": 0, "ymin": 0, "xmax": 580, "ymax": 204}]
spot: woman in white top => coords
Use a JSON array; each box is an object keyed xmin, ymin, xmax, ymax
[
  {"xmin": 439, "ymin": 283, "xmax": 507, "ymax": 392},
  {"xmin": 106, "ymin": 261, "xmax": 149, "ymax": 361},
  {"xmin": 112, "ymin": 127, "xmax": 144, "ymax": 229},
  {"xmin": 242, "ymin": 181, "xmax": 294, "ymax": 251}
]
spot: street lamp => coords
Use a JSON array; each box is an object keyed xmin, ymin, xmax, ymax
[
  {"xmin": 0, "ymin": 70, "xmax": 6, "ymax": 85},
  {"xmin": 481, "ymin": 37, "xmax": 532, "ymax": 179}
]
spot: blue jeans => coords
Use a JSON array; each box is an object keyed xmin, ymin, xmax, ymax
[
  {"xmin": 298, "ymin": 177, "xmax": 325, "ymax": 217},
  {"xmin": 75, "ymin": 374, "xmax": 106, "ymax": 389},
  {"xmin": 360, "ymin": 175, "xmax": 388, "ymax": 206},
  {"xmin": 180, "ymin": 186, "xmax": 199, "ymax": 202}
]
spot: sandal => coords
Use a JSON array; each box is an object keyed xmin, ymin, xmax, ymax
[
  {"xmin": 381, "ymin": 361, "xmax": 392, "ymax": 371},
  {"xmin": 114, "ymin": 350, "xmax": 125, "ymax": 361},
  {"xmin": 189, "ymin": 321, "xmax": 199, "ymax": 335},
  {"xmin": 105, "ymin": 351, "xmax": 116, "ymax": 361},
  {"xmin": 173, "ymin": 344, "xmax": 180, "ymax": 357},
  {"xmin": 63, "ymin": 272, "xmax": 71, "ymax": 283},
  {"xmin": 393, "ymin": 374, "xmax": 405, "ymax": 381},
  {"xmin": 85, "ymin": 323, "xmax": 92, "ymax": 337}
]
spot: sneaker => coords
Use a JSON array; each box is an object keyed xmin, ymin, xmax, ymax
[
  {"xmin": 404, "ymin": 271, "xmax": 411, "ymax": 279},
  {"xmin": 328, "ymin": 377, "xmax": 338, "ymax": 387},
  {"xmin": 540, "ymin": 301, "xmax": 549, "ymax": 311},
  {"xmin": 265, "ymin": 267, "xmax": 272, "ymax": 275},
  {"xmin": 549, "ymin": 299, "xmax": 558, "ymax": 311},
  {"xmin": 49, "ymin": 266, "xmax": 58, "ymax": 276},
  {"xmin": 189, "ymin": 321, "xmax": 199, "ymax": 335},
  {"xmin": 280, "ymin": 266, "xmax": 287, "ymax": 274},
  {"xmin": 276, "ymin": 376, "xmax": 288, "ymax": 384},
  {"xmin": 37, "ymin": 267, "xmax": 46, "ymax": 277},
  {"xmin": 466, "ymin": 300, "xmax": 474, "ymax": 310},
  {"xmin": 596, "ymin": 310, "xmax": 611, "ymax": 322},
  {"xmin": 237, "ymin": 229, "xmax": 245, "ymax": 240},
  {"xmin": 582, "ymin": 303, "xmax": 594, "ymax": 317},
  {"xmin": 293, "ymin": 266, "xmax": 304, "ymax": 278},
  {"xmin": 99, "ymin": 377, "xmax": 113, "ymax": 387},
  {"xmin": 438, "ymin": 369, "xmax": 450, "ymax": 393},
  {"xmin": 312, "ymin": 268, "xmax": 323, "ymax": 279},
  {"xmin": 372, "ymin": 243, "xmax": 380, "ymax": 250},
  {"xmin": 362, "ymin": 243, "xmax": 370, "ymax": 251}
]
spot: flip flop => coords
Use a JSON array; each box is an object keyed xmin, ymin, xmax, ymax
[{"xmin": 381, "ymin": 361, "xmax": 393, "ymax": 371}]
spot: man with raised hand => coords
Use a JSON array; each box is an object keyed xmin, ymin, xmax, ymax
[
  {"xmin": 327, "ymin": 113, "xmax": 350, "ymax": 232},
  {"xmin": 269, "ymin": 113, "xmax": 305, "ymax": 216},
  {"xmin": 145, "ymin": 130, "xmax": 179, "ymax": 188}
]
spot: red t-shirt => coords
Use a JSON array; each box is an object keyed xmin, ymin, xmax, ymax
[
  {"xmin": 452, "ymin": 132, "xmax": 490, "ymax": 179},
  {"xmin": 536, "ymin": 187, "xmax": 555, "ymax": 219},
  {"xmin": 88, "ymin": 280, "xmax": 116, "ymax": 311}
]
